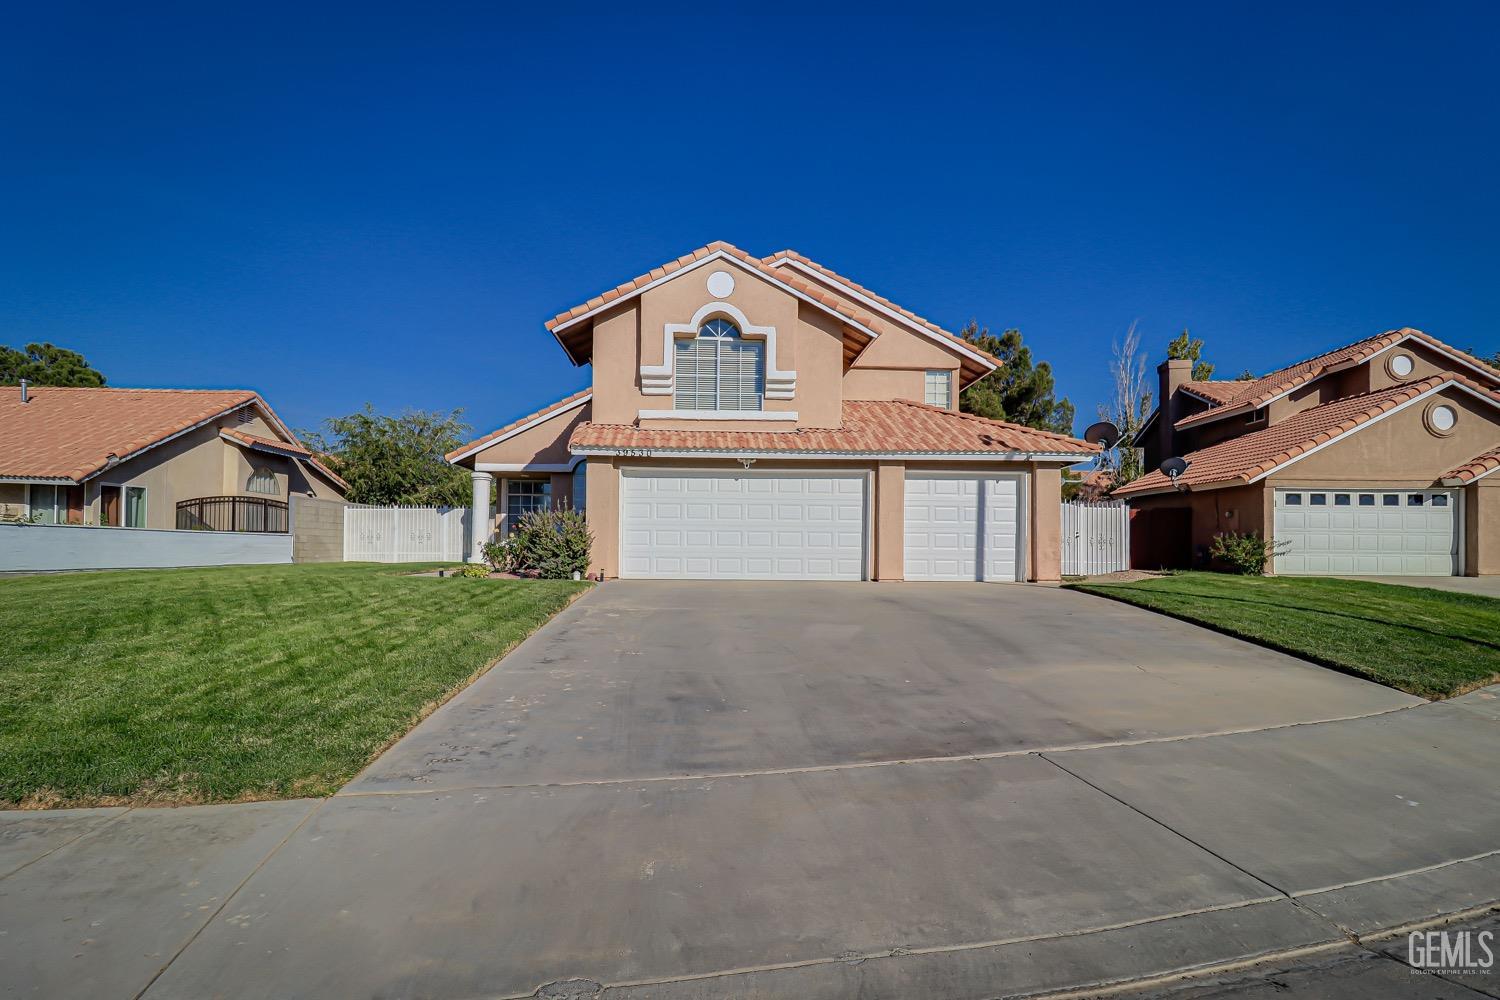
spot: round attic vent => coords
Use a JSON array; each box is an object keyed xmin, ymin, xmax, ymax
[
  {"xmin": 1388, "ymin": 353, "xmax": 1415, "ymax": 378},
  {"xmin": 706, "ymin": 270, "xmax": 735, "ymax": 298}
]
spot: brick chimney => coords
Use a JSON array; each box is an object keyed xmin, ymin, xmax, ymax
[{"xmin": 1157, "ymin": 358, "xmax": 1192, "ymax": 463}]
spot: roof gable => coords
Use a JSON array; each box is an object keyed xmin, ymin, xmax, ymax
[
  {"xmin": 1117, "ymin": 372, "xmax": 1500, "ymax": 496},
  {"xmin": 446, "ymin": 389, "xmax": 592, "ymax": 463},
  {"xmin": 1174, "ymin": 329, "xmax": 1500, "ymax": 430},
  {"xmin": 0, "ymin": 386, "xmax": 301, "ymax": 483},
  {"xmin": 545, "ymin": 243, "xmax": 888, "ymax": 368}
]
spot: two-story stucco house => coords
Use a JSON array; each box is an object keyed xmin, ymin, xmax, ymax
[
  {"xmin": 1115, "ymin": 329, "xmax": 1500, "ymax": 576},
  {"xmin": 447, "ymin": 242, "xmax": 1098, "ymax": 582}
]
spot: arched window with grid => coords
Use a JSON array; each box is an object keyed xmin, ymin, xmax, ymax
[{"xmin": 674, "ymin": 318, "xmax": 764, "ymax": 411}]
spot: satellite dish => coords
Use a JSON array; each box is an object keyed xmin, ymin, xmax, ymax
[
  {"xmin": 1083, "ymin": 420, "xmax": 1121, "ymax": 448},
  {"xmin": 1159, "ymin": 456, "xmax": 1190, "ymax": 484}
]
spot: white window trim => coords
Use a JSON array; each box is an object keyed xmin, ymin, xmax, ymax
[
  {"xmin": 924, "ymin": 370, "xmax": 953, "ymax": 409},
  {"xmin": 637, "ymin": 409, "xmax": 799, "ymax": 422},
  {"xmin": 641, "ymin": 300, "xmax": 796, "ymax": 400}
]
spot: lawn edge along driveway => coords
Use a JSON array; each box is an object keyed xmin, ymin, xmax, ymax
[
  {"xmin": 0, "ymin": 564, "xmax": 591, "ymax": 809},
  {"xmin": 1066, "ymin": 572, "xmax": 1500, "ymax": 700}
]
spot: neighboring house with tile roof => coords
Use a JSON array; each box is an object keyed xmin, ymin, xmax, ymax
[
  {"xmin": 1115, "ymin": 331, "xmax": 1500, "ymax": 576},
  {"xmin": 0, "ymin": 385, "xmax": 345, "ymax": 532},
  {"xmin": 448, "ymin": 241, "xmax": 1097, "ymax": 582}
]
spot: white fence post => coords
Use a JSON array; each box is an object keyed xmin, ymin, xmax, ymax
[
  {"xmin": 1061, "ymin": 501, "xmax": 1131, "ymax": 576},
  {"xmin": 342, "ymin": 505, "xmax": 472, "ymax": 563}
]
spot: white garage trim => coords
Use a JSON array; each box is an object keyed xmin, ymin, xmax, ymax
[
  {"xmin": 1273, "ymin": 486, "xmax": 1462, "ymax": 576},
  {"xmin": 903, "ymin": 472, "xmax": 1029, "ymax": 582},
  {"xmin": 619, "ymin": 467, "xmax": 871, "ymax": 580}
]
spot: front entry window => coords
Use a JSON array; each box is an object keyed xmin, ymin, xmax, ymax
[
  {"xmin": 507, "ymin": 480, "xmax": 551, "ymax": 523},
  {"xmin": 675, "ymin": 318, "xmax": 764, "ymax": 411}
]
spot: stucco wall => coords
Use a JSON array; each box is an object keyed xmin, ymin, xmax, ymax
[
  {"xmin": 469, "ymin": 402, "xmax": 591, "ymax": 468},
  {"xmin": 1266, "ymin": 386, "xmax": 1500, "ymax": 485},
  {"xmin": 290, "ymin": 494, "xmax": 346, "ymax": 563},
  {"xmin": 0, "ymin": 523, "xmax": 292, "ymax": 571},
  {"xmin": 1466, "ymin": 479, "xmax": 1500, "ymax": 576}
]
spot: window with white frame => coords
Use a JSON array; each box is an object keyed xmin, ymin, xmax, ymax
[
  {"xmin": 506, "ymin": 480, "xmax": 551, "ymax": 523},
  {"xmin": 246, "ymin": 467, "xmax": 277, "ymax": 494},
  {"xmin": 674, "ymin": 318, "xmax": 764, "ymax": 411},
  {"xmin": 28, "ymin": 484, "xmax": 62, "ymax": 524},
  {"xmin": 925, "ymin": 370, "xmax": 953, "ymax": 409}
]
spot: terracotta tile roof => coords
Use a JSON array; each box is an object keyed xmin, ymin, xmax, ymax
[
  {"xmin": 545, "ymin": 241, "xmax": 887, "ymax": 339},
  {"xmin": 1117, "ymin": 372, "xmax": 1498, "ymax": 496},
  {"xmin": 1173, "ymin": 328, "xmax": 1499, "ymax": 429},
  {"xmin": 445, "ymin": 388, "xmax": 592, "ymax": 462},
  {"xmin": 762, "ymin": 249, "xmax": 1001, "ymax": 372},
  {"xmin": 220, "ymin": 428, "xmax": 349, "ymax": 489},
  {"xmin": 569, "ymin": 399, "xmax": 1097, "ymax": 457},
  {"xmin": 1179, "ymin": 380, "xmax": 1245, "ymax": 405},
  {"xmin": 0, "ymin": 386, "xmax": 264, "ymax": 482},
  {"xmin": 1442, "ymin": 445, "xmax": 1500, "ymax": 485}
]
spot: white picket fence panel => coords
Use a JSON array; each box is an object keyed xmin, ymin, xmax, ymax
[
  {"xmin": 343, "ymin": 505, "xmax": 471, "ymax": 563},
  {"xmin": 1061, "ymin": 502, "xmax": 1130, "ymax": 576}
]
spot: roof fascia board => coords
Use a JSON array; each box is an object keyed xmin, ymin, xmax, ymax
[
  {"xmin": 768, "ymin": 257, "xmax": 997, "ymax": 371},
  {"xmin": 1353, "ymin": 335, "xmax": 1500, "ymax": 385},
  {"xmin": 474, "ymin": 459, "xmax": 584, "ymax": 473},
  {"xmin": 569, "ymin": 447, "xmax": 1090, "ymax": 462},
  {"xmin": 549, "ymin": 251, "xmax": 882, "ymax": 345},
  {"xmin": 1246, "ymin": 380, "xmax": 1500, "ymax": 485},
  {"xmin": 447, "ymin": 393, "xmax": 593, "ymax": 465}
]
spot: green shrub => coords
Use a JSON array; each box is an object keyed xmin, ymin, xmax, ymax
[
  {"xmin": 1209, "ymin": 531, "xmax": 1287, "ymax": 575},
  {"xmin": 481, "ymin": 538, "xmax": 515, "ymax": 573},
  {"xmin": 507, "ymin": 508, "xmax": 592, "ymax": 579},
  {"xmin": 454, "ymin": 563, "xmax": 491, "ymax": 579}
]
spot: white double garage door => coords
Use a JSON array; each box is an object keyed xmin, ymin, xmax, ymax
[
  {"xmin": 1273, "ymin": 487, "xmax": 1460, "ymax": 576},
  {"xmin": 620, "ymin": 469, "xmax": 1025, "ymax": 581}
]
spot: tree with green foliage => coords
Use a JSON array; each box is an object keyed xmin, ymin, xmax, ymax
[
  {"xmin": 0, "ymin": 343, "xmax": 107, "ymax": 387},
  {"xmin": 958, "ymin": 323, "xmax": 1075, "ymax": 435},
  {"xmin": 301, "ymin": 405, "xmax": 472, "ymax": 507},
  {"xmin": 1166, "ymin": 329, "xmax": 1214, "ymax": 381},
  {"xmin": 1235, "ymin": 368, "xmax": 1257, "ymax": 381}
]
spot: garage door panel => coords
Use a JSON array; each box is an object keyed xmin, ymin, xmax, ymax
[
  {"xmin": 1274, "ymin": 488, "xmax": 1457, "ymax": 576},
  {"xmin": 904, "ymin": 474, "xmax": 1024, "ymax": 582},
  {"xmin": 621, "ymin": 471, "xmax": 866, "ymax": 580}
]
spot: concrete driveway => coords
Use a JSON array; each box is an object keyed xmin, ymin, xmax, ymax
[
  {"xmin": 5, "ymin": 582, "xmax": 1498, "ymax": 1000},
  {"xmin": 1337, "ymin": 575, "xmax": 1500, "ymax": 597}
]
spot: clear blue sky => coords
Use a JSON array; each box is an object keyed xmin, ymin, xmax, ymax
[{"xmin": 3, "ymin": 4, "xmax": 1496, "ymax": 437}]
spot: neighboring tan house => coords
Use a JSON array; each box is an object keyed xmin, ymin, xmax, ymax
[
  {"xmin": 1115, "ymin": 329, "xmax": 1500, "ymax": 576},
  {"xmin": 0, "ymin": 385, "xmax": 346, "ymax": 531},
  {"xmin": 446, "ymin": 241, "xmax": 1098, "ymax": 582}
]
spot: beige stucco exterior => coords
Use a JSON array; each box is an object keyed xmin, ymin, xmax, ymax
[
  {"xmin": 1130, "ymin": 381, "xmax": 1500, "ymax": 574},
  {"xmin": 8, "ymin": 404, "xmax": 345, "ymax": 531},
  {"xmin": 453, "ymin": 249, "xmax": 1088, "ymax": 581}
]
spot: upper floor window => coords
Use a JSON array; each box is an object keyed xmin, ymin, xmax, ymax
[
  {"xmin": 247, "ymin": 467, "xmax": 278, "ymax": 494},
  {"xmin": 925, "ymin": 370, "xmax": 953, "ymax": 409},
  {"xmin": 675, "ymin": 318, "xmax": 764, "ymax": 411},
  {"xmin": 1245, "ymin": 406, "xmax": 1268, "ymax": 424}
]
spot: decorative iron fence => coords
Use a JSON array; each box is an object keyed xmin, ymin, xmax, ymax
[{"xmin": 176, "ymin": 496, "xmax": 289, "ymax": 533}]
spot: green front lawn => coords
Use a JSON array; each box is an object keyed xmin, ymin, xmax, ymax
[
  {"xmin": 0, "ymin": 563, "xmax": 588, "ymax": 807},
  {"xmin": 1067, "ymin": 573, "xmax": 1500, "ymax": 699}
]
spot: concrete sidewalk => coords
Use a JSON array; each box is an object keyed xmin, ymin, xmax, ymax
[{"xmin": 3, "ymin": 583, "xmax": 1497, "ymax": 999}]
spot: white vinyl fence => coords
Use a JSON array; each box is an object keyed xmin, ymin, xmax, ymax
[
  {"xmin": 1061, "ymin": 501, "xmax": 1131, "ymax": 576},
  {"xmin": 343, "ymin": 505, "xmax": 471, "ymax": 563}
]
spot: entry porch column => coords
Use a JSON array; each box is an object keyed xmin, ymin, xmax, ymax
[{"xmin": 469, "ymin": 471, "xmax": 494, "ymax": 563}]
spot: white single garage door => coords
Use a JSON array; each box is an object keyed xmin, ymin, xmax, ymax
[
  {"xmin": 1273, "ymin": 487, "xmax": 1459, "ymax": 576},
  {"xmin": 620, "ymin": 470, "xmax": 867, "ymax": 580},
  {"xmin": 904, "ymin": 474, "xmax": 1025, "ymax": 582}
]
